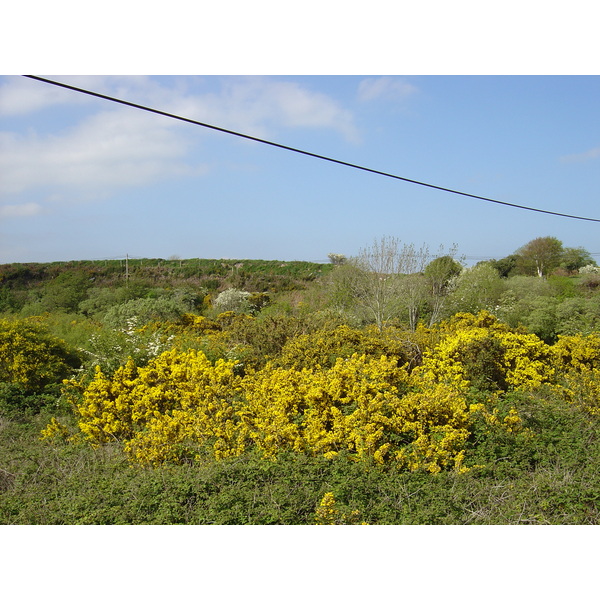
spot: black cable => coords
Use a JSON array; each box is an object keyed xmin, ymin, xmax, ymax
[{"xmin": 23, "ymin": 75, "xmax": 600, "ymax": 224}]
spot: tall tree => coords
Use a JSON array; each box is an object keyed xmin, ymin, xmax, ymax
[{"xmin": 516, "ymin": 236, "xmax": 564, "ymax": 278}]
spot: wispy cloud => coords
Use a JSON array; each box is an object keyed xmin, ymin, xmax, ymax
[
  {"xmin": 175, "ymin": 77, "xmax": 359, "ymax": 142},
  {"xmin": 0, "ymin": 110, "xmax": 203, "ymax": 199},
  {"xmin": 560, "ymin": 146, "xmax": 600, "ymax": 163},
  {"xmin": 0, "ymin": 75, "xmax": 168, "ymax": 116},
  {"xmin": 0, "ymin": 76, "xmax": 359, "ymax": 205},
  {"xmin": 0, "ymin": 202, "xmax": 43, "ymax": 218},
  {"xmin": 357, "ymin": 76, "xmax": 418, "ymax": 103}
]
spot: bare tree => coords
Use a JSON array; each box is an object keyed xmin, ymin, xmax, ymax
[
  {"xmin": 343, "ymin": 237, "xmax": 402, "ymax": 331},
  {"xmin": 334, "ymin": 236, "xmax": 432, "ymax": 331},
  {"xmin": 396, "ymin": 242, "xmax": 431, "ymax": 330}
]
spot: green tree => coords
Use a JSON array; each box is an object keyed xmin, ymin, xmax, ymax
[
  {"xmin": 488, "ymin": 254, "xmax": 518, "ymax": 278},
  {"xmin": 516, "ymin": 236, "xmax": 564, "ymax": 278},
  {"xmin": 424, "ymin": 253, "xmax": 462, "ymax": 325},
  {"xmin": 560, "ymin": 246, "xmax": 596, "ymax": 273}
]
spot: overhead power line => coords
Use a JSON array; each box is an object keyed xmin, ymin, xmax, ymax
[{"xmin": 23, "ymin": 74, "xmax": 600, "ymax": 224}]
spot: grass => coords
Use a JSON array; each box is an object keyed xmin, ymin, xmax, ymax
[{"xmin": 1, "ymin": 391, "xmax": 599, "ymax": 525}]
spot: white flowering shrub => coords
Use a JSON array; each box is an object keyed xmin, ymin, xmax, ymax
[
  {"xmin": 81, "ymin": 316, "xmax": 174, "ymax": 376},
  {"xmin": 328, "ymin": 253, "xmax": 347, "ymax": 265},
  {"xmin": 214, "ymin": 289, "xmax": 252, "ymax": 313}
]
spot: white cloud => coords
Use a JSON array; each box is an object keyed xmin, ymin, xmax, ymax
[
  {"xmin": 0, "ymin": 76, "xmax": 359, "ymax": 203},
  {"xmin": 174, "ymin": 77, "xmax": 359, "ymax": 142},
  {"xmin": 0, "ymin": 75, "xmax": 165, "ymax": 116},
  {"xmin": 0, "ymin": 109, "xmax": 203, "ymax": 198},
  {"xmin": 0, "ymin": 77, "xmax": 81, "ymax": 115},
  {"xmin": 1, "ymin": 75, "xmax": 358, "ymax": 139},
  {"xmin": 0, "ymin": 202, "xmax": 43, "ymax": 218},
  {"xmin": 357, "ymin": 76, "xmax": 418, "ymax": 103},
  {"xmin": 560, "ymin": 146, "xmax": 600, "ymax": 163}
]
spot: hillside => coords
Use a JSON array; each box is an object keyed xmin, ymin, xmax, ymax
[{"xmin": 0, "ymin": 258, "xmax": 334, "ymax": 313}]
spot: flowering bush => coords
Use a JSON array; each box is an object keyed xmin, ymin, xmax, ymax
[
  {"xmin": 58, "ymin": 347, "xmax": 480, "ymax": 472},
  {"xmin": 213, "ymin": 289, "xmax": 252, "ymax": 314},
  {"xmin": 46, "ymin": 310, "xmax": 600, "ymax": 474},
  {"xmin": 417, "ymin": 311, "xmax": 554, "ymax": 391},
  {"xmin": 0, "ymin": 318, "xmax": 80, "ymax": 393},
  {"xmin": 276, "ymin": 324, "xmax": 411, "ymax": 370},
  {"xmin": 549, "ymin": 334, "xmax": 600, "ymax": 416},
  {"xmin": 239, "ymin": 353, "xmax": 410, "ymax": 463},
  {"xmin": 81, "ymin": 317, "xmax": 174, "ymax": 376},
  {"xmin": 314, "ymin": 492, "xmax": 362, "ymax": 524},
  {"xmin": 72, "ymin": 348, "xmax": 243, "ymax": 464}
]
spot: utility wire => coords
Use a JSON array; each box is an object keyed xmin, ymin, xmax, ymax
[{"xmin": 23, "ymin": 74, "xmax": 600, "ymax": 224}]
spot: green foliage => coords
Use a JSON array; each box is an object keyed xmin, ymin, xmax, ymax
[
  {"xmin": 424, "ymin": 255, "xmax": 462, "ymax": 288},
  {"xmin": 3, "ymin": 250, "xmax": 600, "ymax": 524},
  {"xmin": 555, "ymin": 296, "xmax": 600, "ymax": 336},
  {"xmin": 101, "ymin": 294, "xmax": 195, "ymax": 329},
  {"xmin": 2, "ymin": 405, "xmax": 598, "ymax": 524},
  {"xmin": 36, "ymin": 270, "xmax": 95, "ymax": 312},
  {"xmin": 78, "ymin": 284, "xmax": 151, "ymax": 317},
  {"xmin": 516, "ymin": 236, "xmax": 564, "ymax": 277},
  {"xmin": 446, "ymin": 263, "xmax": 505, "ymax": 317},
  {"xmin": 496, "ymin": 276, "xmax": 555, "ymax": 331},
  {"xmin": 489, "ymin": 254, "xmax": 519, "ymax": 278},
  {"xmin": 559, "ymin": 246, "xmax": 596, "ymax": 273},
  {"xmin": 493, "ymin": 237, "xmax": 596, "ymax": 279},
  {"xmin": 0, "ymin": 258, "xmax": 332, "ymax": 319},
  {"xmin": 0, "ymin": 383, "xmax": 58, "ymax": 416}
]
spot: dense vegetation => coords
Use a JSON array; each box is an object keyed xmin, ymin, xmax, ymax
[{"xmin": 1, "ymin": 239, "xmax": 599, "ymax": 524}]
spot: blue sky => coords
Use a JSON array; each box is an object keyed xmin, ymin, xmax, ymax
[{"xmin": 1, "ymin": 74, "xmax": 599, "ymax": 266}]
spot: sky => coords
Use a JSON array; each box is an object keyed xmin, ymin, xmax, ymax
[
  {"xmin": 2, "ymin": 73, "xmax": 598, "ymax": 266},
  {"xmin": 1, "ymin": 2, "xmax": 599, "ymax": 271}
]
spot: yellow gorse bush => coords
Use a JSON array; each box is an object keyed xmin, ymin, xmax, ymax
[
  {"xmin": 0, "ymin": 317, "xmax": 80, "ymax": 392},
  {"xmin": 416, "ymin": 311, "xmax": 554, "ymax": 392},
  {"xmin": 549, "ymin": 334, "xmax": 600, "ymax": 416},
  {"xmin": 62, "ymin": 347, "xmax": 479, "ymax": 472},
  {"xmin": 44, "ymin": 311, "xmax": 600, "ymax": 471},
  {"xmin": 314, "ymin": 492, "xmax": 363, "ymax": 525},
  {"xmin": 276, "ymin": 324, "xmax": 410, "ymax": 370},
  {"xmin": 239, "ymin": 353, "xmax": 410, "ymax": 463},
  {"xmin": 74, "ymin": 348, "xmax": 243, "ymax": 464}
]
